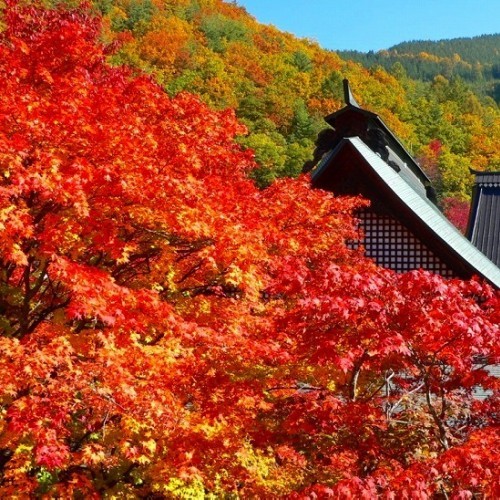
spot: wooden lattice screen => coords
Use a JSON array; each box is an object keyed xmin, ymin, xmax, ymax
[{"xmin": 350, "ymin": 210, "xmax": 456, "ymax": 278}]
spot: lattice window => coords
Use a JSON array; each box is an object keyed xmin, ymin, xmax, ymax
[{"xmin": 349, "ymin": 210, "xmax": 456, "ymax": 277}]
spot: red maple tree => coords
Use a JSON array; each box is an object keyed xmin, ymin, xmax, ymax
[
  {"xmin": 443, "ymin": 196, "xmax": 470, "ymax": 234},
  {"xmin": 0, "ymin": 3, "xmax": 498, "ymax": 497}
]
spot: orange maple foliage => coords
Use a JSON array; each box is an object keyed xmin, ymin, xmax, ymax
[{"xmin": 0, "ymin": 3, "xmax": 498, "ymax": 497}]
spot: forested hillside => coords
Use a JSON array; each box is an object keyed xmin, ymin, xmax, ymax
[
  {"xmin": 340, "ymin": 34, "xmax": 500, "ymax": 102},
  {"xmin": 391, "ymin": 34, "xmax": 500, "ymax": 64},
  {"xmin": 5, "ymin": 0, "xmax": 499, "ymax": 212},
  {"xmin": 81, "ymin": 0, "xmax": 500, "ymax": 214}
]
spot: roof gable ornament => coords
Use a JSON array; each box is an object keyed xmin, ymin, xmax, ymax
[
  {"xmin": 343, "ymin": 79, "xmax": 360, "ymax": 108},
  {"xmin": 306, "ymin": 79, "xmax": 433, "ymax": 197}
]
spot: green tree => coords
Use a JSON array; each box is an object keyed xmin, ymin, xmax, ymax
[
  {"xmin": 289, "ymin": 100, "xmax": 318, "ymax": 142},
  {"xmin": 320, "ymin": 70, "xmax": 344, "ymax": 100},
  {"xmin": 200, "ymin": 13, "xmax": 249, "ymax": 53},
  {"xmin": 290, "ymin": 50, "xmax": 313, "ymax": 72},
  {"xmin": 238, "ymin": 132, "xmax": 287, "ymax": 186}
]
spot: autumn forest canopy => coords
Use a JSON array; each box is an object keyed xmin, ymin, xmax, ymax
[
  {"xmin": 93, "ymin": 0, "xmax": 500, "ymax": 229},
  {"xmin": 0, "ymin": 1, "xmax": 498, "ymax": 497}
]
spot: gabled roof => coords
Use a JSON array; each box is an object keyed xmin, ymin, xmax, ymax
[
  {"xmin": 467, "ymin": 170, "xmax": 500, "ymax": 267},
  {"xmin": 313, "ymin": 138, "xmax": 500, "ymax": 288},
  {"xmin": 324, "ymin": 80, "xmax": 433, "ymax": 191}
]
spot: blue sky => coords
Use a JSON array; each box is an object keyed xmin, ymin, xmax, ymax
[{"xmin": 235, "ymin": 0, "xmax": 500, "ymax": 52}]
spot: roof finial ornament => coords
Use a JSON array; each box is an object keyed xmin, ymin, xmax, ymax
[{"xmin": 343, "ymin": 79, "xmax": 360, "ymax": 108}]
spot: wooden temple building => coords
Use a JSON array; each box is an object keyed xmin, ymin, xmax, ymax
[
  {"xmin": 307, "ymin": 80, "xmax": 500, "ymax": 288},
  {"xmin": 467, "ymin": 170, "xmax": 500, "ymax": 269}
]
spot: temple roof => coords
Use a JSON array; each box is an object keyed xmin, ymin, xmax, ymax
[
  {"xmin": 313, "ymin": 138, "xmax": 500, "ymax": 288},
  {"xmin": 308, "ymin": 80, "xmax": 500, "ymax": 288},
  {"xmin": 467, "ymin": 170, "xmax": 500, "ymax": 267},
  {"xmin": 324, "ymin": 80, "xmax": 433, "ymax": 194}
]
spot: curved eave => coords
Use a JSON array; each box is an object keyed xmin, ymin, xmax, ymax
[
  {"xmin": 469, "ymin": 168, "xmax": 500, "ymax": 187},
  {"xmin": 313, "ymin": 137, "xmax": 500, "ymax": 289},
  {"xmin": 470, "ymin": 167, "xmax": 500, "ymax": 175}
]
